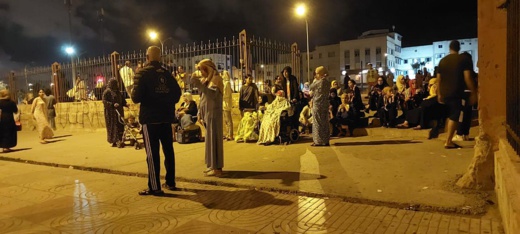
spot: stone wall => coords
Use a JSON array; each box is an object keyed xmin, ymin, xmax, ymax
[{"xmin": 17, "ymin": 93, "xmax": 243, "ymax": 132}]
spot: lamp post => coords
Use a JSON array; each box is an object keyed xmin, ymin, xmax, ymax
[
  {"xmin": 65, "ymin": 46, "xmax": 76, "ymax": 84},
  {"xmin": 295, "ymin": 3, "xmax": 310, "ymax": 83},
  {"xmin": 148, "ymin": 31, "xmax": 173, "ymax": 62},
  {"xmin": 384, "ymin": 53, "xmax": 388, "ymax": 73}
]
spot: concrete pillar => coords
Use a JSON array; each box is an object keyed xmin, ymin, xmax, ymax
[
  {"xmin": 51, "ymin": 63, "xmax": 63, "ymax": 102},
  {"xmin": 456, "ymin": 0, "xmax": 507, "ymax": 189},
  {"xmin": 8, "ymin": 71, "xmax": 16, "ymax": 101},
  {"xmin": 291, "ymin": 43, "xmax": 301, "ymax": 85},
  {"xmin": 239, "ymin": 29, "xmax": 249, "ymax": 83}
]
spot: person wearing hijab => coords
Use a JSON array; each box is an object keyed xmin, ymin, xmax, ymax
[
  {"xmin": 0, "ymin": 89, "xmax": 18, "ymax": 152},
  {"xmin": 239, "ymin": 74, "xmax": 259, "ymax": 117},
  {"xmin": 257, "ymin": 90, "xmax": 292, "ymax": 145},
  {"xmin": 310, "ymin": 66, "xmax": 331, "ymax": 146},
  {"xmin": 222, "ymin": 70, "xmax": 234, "ymax": 141},
  {"xmin": 396, "ymin": 78, "xmax": 442, "ymax": 130},
  {"xmin": 31, "ymin": 89, "xmax": 54, "ymax": 144},
  {"xmin": 103, "ymin": 78, "xmax": 127, "ymax": 147},
  {"xmin": 191, "ymin": 59, "xmax": 224, "ymax": 177}
]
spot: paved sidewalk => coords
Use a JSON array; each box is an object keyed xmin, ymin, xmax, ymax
[
  {"xmin": 0, "ymin": 126, "xmax": 487, "ymax": 214},
  {"xmin": 0, "ymin": 161, "xmax": 503, "ymax": 233}
]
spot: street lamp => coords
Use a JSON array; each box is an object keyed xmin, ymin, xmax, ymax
[
  {"xmin": 65, "ymin": 46, "xmax": 77, "ymax": 83},
  {"xmin": 295, "ymin": 3, "xmax": 310, "ymax": 83},
  {"xmin": 148, "ymin": 30, "xmax": 173, "ymax": 54}
]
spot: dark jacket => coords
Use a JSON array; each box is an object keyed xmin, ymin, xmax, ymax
[{"xmin": 131, "ymin": 61, "xmax": 181, "ymax": 124}]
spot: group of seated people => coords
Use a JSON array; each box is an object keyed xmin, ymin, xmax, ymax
[{"xmin": 366, "ymin": 74, "xmax": 445, "ymax": 137}]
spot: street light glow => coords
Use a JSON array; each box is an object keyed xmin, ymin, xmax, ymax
[
  {"xmin": 65, "ymin": 46, "xmax": 75, "ymax": 55},
  {"xmin": 295, "ymin": 4, "xmax": 306, "ymax": 16},
  {"xmin": 149, "ymin": 31, "xmax": 158, "ymax": 40}
]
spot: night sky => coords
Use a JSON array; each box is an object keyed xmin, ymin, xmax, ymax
[{"xmin": 0, "ymin": 0, "xmax": 477, "ymax": 76}]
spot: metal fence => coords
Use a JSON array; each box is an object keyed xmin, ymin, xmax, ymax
[
  {"xmin": 2, "ymin": 30, "xmax": 301, "ymax": 103},
  {"xmin": 506, "ymin": 0, "xmax": 520, "ymax": 156}
]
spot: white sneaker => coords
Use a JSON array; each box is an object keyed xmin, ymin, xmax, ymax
[{"xmin": 452, "ymin": 135, "xmax": 464, "ymax": 142}]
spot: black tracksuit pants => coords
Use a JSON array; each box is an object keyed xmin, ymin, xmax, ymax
[{"xmin": 142, "ymin": 123, "xmax": 176, "ymax": 191}]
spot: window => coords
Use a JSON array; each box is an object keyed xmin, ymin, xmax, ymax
[
  {"xmin": 376, "ymin": 62, "xmax": 382, "ymax": 67},
  {"xmin": 328, "ymin": 52, "xmax": 335, "ymax": 57},
  {"xmin": 390, "ymin": 49, "xmax": 394, "ymax": 55},
  {"xmin": 354, "ymin": 49, "xmax": 360, "ymax": 63},
  {"xmin": 345, "ymin": 65, "xmax": 350, "ymax": 70},
  {"xmin": 415, "ymin": 50, "xmax": 417, "ymax": 52},
  {"xmin": 365, "ymin": 48, "xmax": 370, "ymax": 56},
  {"xmin": 438, "ymin": 45, "xmax": 443, "ymax": 48},
  {"xmin": 426, "ymin": 57, "xmax": 432, "ymax": 62},
  {"xmin": 376, "ymin": 47, "xmax": 381, "ymax": 55},
  {"xmin": 344, "ymin": 50, "xmax": 350, "ymax": 58},
  {"xmin": 404, "ymin": 59, "xmax": 408, "ymax": 64},
  {"xmin": 395, "ymin": 45, "xmax": 401, "ymax": 53}
]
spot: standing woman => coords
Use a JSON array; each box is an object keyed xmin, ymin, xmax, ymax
[
  {"xmin": 191, "ymin": 59, "xmax": 224, "ymax": 177},
  {"xmin": 310, "ymin": 66, "xmax": 331, "ymax": 146},
  {"xmin": 103, "ymin": 78, "xmax": 127, "ymax": 147},
  {"xmin": 222, "ymin": 70, "xmax": 234, "ymax": 141},
  {"xmin": 0, "ymin": 89, "xmax": 18, "ymax": 152},
  {"xmin": 31, "ymin": 89, "xmax": 54, "ymax": 144}
]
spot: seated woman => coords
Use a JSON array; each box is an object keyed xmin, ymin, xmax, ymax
[
  {"xmin": 173, "ymin": 92, "xmax": 198, "ymax": 141},
  {"xmin": 378, "ymin": 87, "xmax": 398, "ymax": 128},
  {"xmin": 176, "ymin": 92, "xmax": 198, "ymax": 122},
  {"xmin": 336, "ymin": 92, "xmax": 359, "ymax": 136},
  {"xmin": 368, "ymin": 76, "xmax": 388, "ymax": 112},
  {"xmin": 397, "ymin": 78, "xmax": 443, "ymax": 130},
  {"xmin": 347, "ymin": 80, "xmax": 366, "ymax": 116},
  {"xmin": 257, "ymin": 90, "xmax": 292, "ymax": 145},
  {"xmin": 299, "ymin": 99, "xmax": 313, "ymax": 134},
  {"xmin": 234, "ymin": 111, "xmax": 259, "ymax": 142}
]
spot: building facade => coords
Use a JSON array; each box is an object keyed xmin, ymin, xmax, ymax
[
  {"xmin": 398, "ymin": 38, "xmax": 479, "ymax": 78},
  {"xmin": 302, "ymin": 30, "xmax": 478, "ymax": 85}
]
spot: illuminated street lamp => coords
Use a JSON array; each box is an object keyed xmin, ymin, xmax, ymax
[
  {"xmin": 295, "ymin": 3, "xmax": 310, "ymax": 83},
  {"xmin": 148, "ymin": 30, "xmax": 172, "ymax": 55},
  {"xmin": 65, "ymin": 46, "xmax": 77, "ymax": 83}
]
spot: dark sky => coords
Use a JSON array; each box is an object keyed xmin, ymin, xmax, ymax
[{"xmin": 0, "ymin": 0, "xmax": 477, "ymax": 75}]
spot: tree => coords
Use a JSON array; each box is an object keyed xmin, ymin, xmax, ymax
[{"xmin": 411, "ymin": 62, "xmax": 421, "ymax": 72}]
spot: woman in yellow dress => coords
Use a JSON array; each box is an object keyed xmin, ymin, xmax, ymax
[{"xmin": 31, "ymin": 89, "xmax": 54, "ymax": 144}]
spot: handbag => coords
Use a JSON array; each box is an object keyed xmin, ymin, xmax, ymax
[{"xmin": 15, "ymin": 121, "xmax": 22, "ymax": 131}]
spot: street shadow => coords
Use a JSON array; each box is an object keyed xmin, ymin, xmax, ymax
[
  {"xmin": 333, "ymin": 140, "xmax": 421, "ymax": 146},
  {"xmin": 45, "ymin": 139, "xmax": 66, "ymax": 144},
  {"xmin": 52, "ymin": 134, "xmax": 72, "ymax": 139},
  {"xmin": 220, "ymin": 170, "xmax": 327, "ymax": 186},
  {"xmin": 0, "ymin": 148, "xmax": 31, "ymax": 153},
  {"xmin": 166, "ymin": 188, "xmax": 293, "ymax": 211}
]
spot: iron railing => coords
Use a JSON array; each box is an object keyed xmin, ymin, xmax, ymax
[
  {"xmin": 506, "ymin": 0, "xmax": 520, "ymax": 156},
  {"xmin": 2, "ymin": 30, "xmax": 301, "ymax": 103}
]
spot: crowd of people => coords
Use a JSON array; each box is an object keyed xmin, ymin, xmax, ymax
[{"xmin": 0, "ymin": 40, "xmax": 477, "ymax": 196}]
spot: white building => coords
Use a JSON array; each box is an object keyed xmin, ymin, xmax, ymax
[
  {"xmin": 398, "ymin": 38, "xmax": 479, "ymax": 78},
  {"xmin": 303, "ymin": 29, "xmax": 404, "ymax": 85},
  {"xmin": 302, "ymin": 30, "xmax": 478, "ymax": 85}
]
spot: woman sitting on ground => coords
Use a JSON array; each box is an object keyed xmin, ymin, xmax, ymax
[
  {"xmin": 396, "ymin": 78, "xmax": 443, "ymax": 130},
  {"xmin": 378, "ymin": 87, "xmax": 398, "ymax": 128},
  {"xmin": 336, "ymin": 92, "xmax": 359, "ymax": 136}
]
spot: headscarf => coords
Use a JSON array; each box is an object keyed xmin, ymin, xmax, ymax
[
  {"xmin": 315, "ymin": 66, "xmax": 328, "ymax": 77},
  {"xmin": 182, "ymin": 92, "xmax": 193, "ymax": 102},
  {"xmin": 0, "ymin": 89, "xmax": 10, "ymax": 100},
  {"xmin": 107, "ymin": 78, "xmax": 119, "ymax": 91},
  {"xmin": 408, "ymin": 79, "xmax": 417, "ymax": 96},
  {"xmin": 426, "ymin": 78, "xmax": 438, "ymax": 99},
  {"xmin": 196, "ymin": 59, "xmax": 224, "ymax": 93},
  {"xmin": 396, "ymin": 75, "xmax": 406, "ymax": 93},
  {"xmin": 331, "ymin": 80, "xmax": 339, "ymax": 88}
]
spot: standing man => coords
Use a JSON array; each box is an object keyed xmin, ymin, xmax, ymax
[
  {"xmin": 120, "ymin": 61, "xmax": 135, "ymax": 97},
  {"xmin": 436, "ymin": 40, "xmax": 477, "ymax": 149},
  {"xmin": 366, "ymin": 63, "xmax": 378, "ymax": 97},
  {"xmin": 238, "ymin": 74, "xmax": 259, "ymax": 117},
  {"xmin": 132, "ymin": 46, "xmax": 181, "ymax": 196},
  {"xmin": 282, "ymin": 66, "xmax": 300, "ymax": 103}
]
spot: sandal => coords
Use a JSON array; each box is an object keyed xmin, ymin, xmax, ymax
[
  {"xmin": 204, "ymin": 169, "xmax": 222, "ymax": 177},
  {"xmin": 444, "ymin": 143, "xmax": 462, "ymax": 149},
  {"xmin": 2, "ymin": 148, "xmax": 13, "ymax": 153},
  {"xmin": 138, "ymin": 189, "xmax": 164, "ymax": 196},
  {"xmin": 161, "ymin": 183, "xmax": 179, "ymax": 191},
  {"xmin": 203, "ymin": 168, "xmax": 212, "ymax": 173}
]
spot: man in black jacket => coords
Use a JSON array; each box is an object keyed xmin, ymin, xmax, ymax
[{"xmin": 132, "ymin": 46, "xmax": 181, "ymax": 196}]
